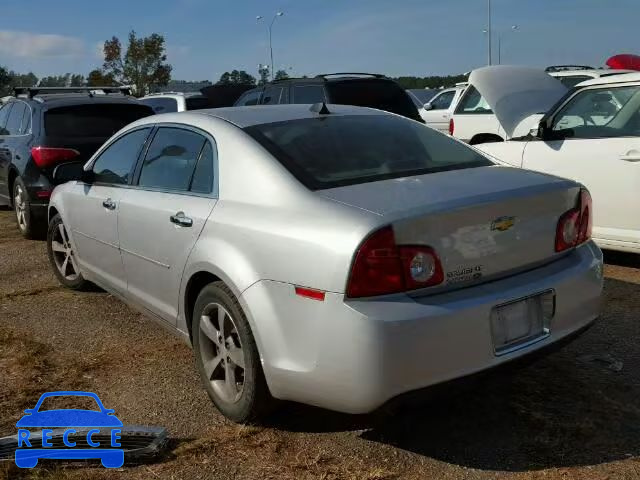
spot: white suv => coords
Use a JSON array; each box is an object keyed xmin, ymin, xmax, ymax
[
  {"xmin": 139, "ymin": 92, "xmax": 212, "ymax": 114},
  {"xmin": 419, "ymin": 85, "xmax": 465, "ymax": 133}
]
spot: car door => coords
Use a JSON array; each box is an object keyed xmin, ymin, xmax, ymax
[
  {"xmin": 522, "ymin": 83, "xmax": 640, "ymax": 246},
  {"xmin": 0, "ymin": 103, "xmax": 13, "ymax": 203},
  {"xmin": 261, "ymin": 86, "xmax": 284, "ymax": 105},
  {"xmin": 64, "ymin": 127, "xmax": 152, "ymax": 293},
  {"xmin": 422, "ymin": 90, "xmax": 456, "ymax": 132},
  {"xmin": 452, "ymin": 86, "xmax": 504, "ymax": 142},
  {"xmin": 117, "ymin": 126, "xmax": 218, "ymax": 324}
]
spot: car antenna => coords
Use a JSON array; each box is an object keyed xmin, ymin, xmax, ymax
[{"xmin": 309, "ymin": 102, "xmax": 331, "ymax": 115}]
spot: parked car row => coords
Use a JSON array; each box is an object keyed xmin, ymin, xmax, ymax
[{"xmin": 0, "ymin": 71, "xmax": 608, "ymax": 424}]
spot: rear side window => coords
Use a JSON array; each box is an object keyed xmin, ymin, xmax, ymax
[
  {"xmin": 45, "ymin": 104, "xmax": 152, "ymax": 138},
  {"xmin": 0, "ymin": 104, "xmax": 12, "ymax": 135},
  {"xmin": 292, "ymin": 85, "xmax": 326, "ymax": 104},
  {"xmin": 92, "ymin": 128, "xmax": 151, "ymax": 185},
  {"xmin": 140, "ymin": 97, "xmax": 179, "ymax": 113},
  {"xmin": 5, "ymin": 102, "xmax": 27, "ymax": 135},
  {"xmin": 326, "ymin": 80, "xmax": 421, "ymax": 121},
  {"xmin": 138, "ymin": 127, "xmax": 206, "ymax": 191},
  {"xmin": 455, "ymin": 86, "xmax": 493, "ymax": 114},
  {"xmin": 235, "ymin": 90, "xmax": 261, "ymax": 106},
  {"xmin": 557, "ymin": 76, "xmax": 591, "ymax": 89},
  {"xmin": 190, "ymin": 141, "xmax": 215, "ymax": 194},
  {"xmin": 245, "ymin": 115, "xmax": 492, "ymax": 190}
]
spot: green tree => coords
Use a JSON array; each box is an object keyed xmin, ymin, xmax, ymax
[
  {"xmin": 0, "ymin": 66, "xmax": 10, "ymax": 95},
  {"xmin": 70, "ymin": 74, "xmax": 85, "ymax": 86},
  {"xmin": 216, "ymin": 70, "xmax": 256, "ymax": 86},
  {"xmin": 102, "ymin": 31, "xmax": 172, "ymax": 96},
  {"xmin": 87, "ymin": 69, "xmax": 115, "ymax": 87},
  {"xmin": 274, "ymin": 69, "xmax": 289, "ymax": 81},
  {"xmin": 39, "ymin": 74, "xmax": 70, "ymax": 87}
]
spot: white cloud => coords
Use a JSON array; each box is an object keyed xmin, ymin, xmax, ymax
[
  {"xmin": 0, "ymin": 30, "xmax": 85, "ymax": 58},
  {"xmin": 166, "ymin": 45, "xmax": 191, "ymax": 58}
]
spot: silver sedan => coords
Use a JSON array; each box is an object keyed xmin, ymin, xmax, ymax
[{"xmin": 46, "ymin": 104, "xmax": 603, "ymax": 422}]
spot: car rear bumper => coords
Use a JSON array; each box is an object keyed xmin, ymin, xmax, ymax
[{"xmin": 241, "ymin": 241, "xmax": 603, "ymax": 414}]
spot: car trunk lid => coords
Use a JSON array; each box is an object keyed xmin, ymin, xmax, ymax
[{"xmin": 319, "ymin": 165, "xmax": 580, "ymax": 292}]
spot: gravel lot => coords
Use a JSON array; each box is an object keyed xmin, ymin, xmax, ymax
[{"xmin": 1, "ymin": 208, "xmax": 640, "ymax": 480}]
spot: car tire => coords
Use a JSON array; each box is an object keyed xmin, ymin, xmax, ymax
[
  {"xmin": 13, "ymin": 177, "xmax": 45, "ymax": 239},
  {"xmin": 192, "ymin": 281, "xmax": 274, "ymax": 423},
  {"xmin": 47, "ymin": 213, "xmax": 88, "ymax": 290}
]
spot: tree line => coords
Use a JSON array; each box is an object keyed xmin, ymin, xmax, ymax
[{"xmin": 0, "ymin": 29, "xmax": 467, "ymax": 97}]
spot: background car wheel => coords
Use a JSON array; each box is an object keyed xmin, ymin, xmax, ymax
[
  {"xmin": 192, "ymin": 281, "xmax": 274, "ymax": 423},
  {"xmin": 47, "ymin": 213, "xmax": 88, "ymax": 290},
  {"xmin": 13, "ymin": 177, "xmax": 45, "ymax": 239}
]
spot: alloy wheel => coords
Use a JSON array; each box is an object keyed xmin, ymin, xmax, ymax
[
  {"xmin": 14, "ymin": 184, "xmax": 27, "ymax": 232},
  {"xmin": 198, "ymin": 303, "xmax": 245, "ymax": 403},
  {"xmin": 51, "ymin": 222, "xmax": 80, "ymax": 281}
]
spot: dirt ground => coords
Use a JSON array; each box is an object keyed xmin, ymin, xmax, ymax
[{"xmin": 1, "ymin": 208, "xmax": 640, "ymax": 480}]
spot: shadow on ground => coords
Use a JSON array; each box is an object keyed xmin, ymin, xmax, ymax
[{"xmin": 268, "ymin": 276, "xmax": 640, "ymax": 472}]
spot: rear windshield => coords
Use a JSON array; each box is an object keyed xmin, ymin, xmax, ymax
[
  {"xmin": 326, "ymin": 80, "xmax": 422, "ymax": 121},
  {"xmin": 44, "ymin": 104, "xmax": 152, "ymax": 138},
  {"xmin": 245, "ymin": 114, "xmax": 492, "ymax": 190}
]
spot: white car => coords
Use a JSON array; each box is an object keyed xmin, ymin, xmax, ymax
[
  {"xmin": 450, "ymin": 68, "xmax": 567, "ymax": 145},
  {"xmin": 476, "ymin": 69, "xmax": 640, "ymax": 254},
  {"xmin": 139, "ymin": 92, "xmax": 211, "ymax": 114},
  {"xmin": 545, "ymin": 65, "xmax": 636, "ymax": 89},
  {"xmin": 419, "ymin": 85, "xmax": 465, "ymax": 133}
]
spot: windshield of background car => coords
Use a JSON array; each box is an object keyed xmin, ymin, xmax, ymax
[
  {"xmin": 326, "ymin": 80, "xmax": 421, "ymax": 121},
  {"xmin": 245, "ymin": 114, "xmax": 492, "ymax": 190},
  {"xmin": 551, "ymin": 85, "xmax": 640, "ymax": 138},
  {"xmin": 38, "ymin": 395, "xmax": 102, "ymax": 412},
  {"xmin": 455, "ymin": 86, "xmax": 493, "ymax": 114},
  {"xmin": 558, "ymin": 75, "xmax": 592, "ymax": 88},
  {"xmin": 45, "ymin": 104, "xmax": 153, "ymax": 138}
]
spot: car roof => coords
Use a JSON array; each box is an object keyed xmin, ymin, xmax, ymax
[
  {"xmin": 548, "ymin": 68, "xmax": 636, "ymax": 78},
  {"xmin": 141, "ymin": 92, "xmax": 203, "ymax": 99},
  {"xmin": 12, "ymin": 94, "xmax": 144, "ymax": 108},
  {"xmin": 136, "ymin": 104, "xmax": 390, "ymax": 129},
  {"xmin": 575, "ymin": 71, "xmax": 640, "ymax": 87}
]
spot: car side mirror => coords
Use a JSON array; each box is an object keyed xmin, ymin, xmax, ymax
[
  {"xmin": 423, "ymin": 102, "xmax": 433, "ymax": 111},
  {"xmin": 104, "ymin": 409, "xmax": 115, "ymax": 415},
  {"xmin": 52, "ymin": 162, "xmax": 85, "ymax": 185},
  {"xmin": 23, "ymin": 409, "xmax": 34, "ymax": 414}
]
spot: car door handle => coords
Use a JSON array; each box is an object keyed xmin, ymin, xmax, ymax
[
  {"xmin": 102, "ymin": 198, "xmax": 116, "ymax": 210},
  {"xmin": 620, "ymin": 151, "xmax": 640, "ymax": 162},
  {"xmin": 170, "ymin": 211, "xmax": 193, "ymax": 227}
]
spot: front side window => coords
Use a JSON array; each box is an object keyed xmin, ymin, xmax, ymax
[
  {"xmin": 292, "ymin": 85, "xmax": 326, "ymax": 104},
  {"xmin": 236, "ymin": 90, "xmax": 261, "ymax": 106},
  {"xmin": 92, "ymin": 128, "xmax": 151, "ymax": 185},
  {"xmin": 262, "ymin": 87, "xmax": 283, "ymax": 105},
  {"xmin": 455, "ymin": 86, "xmax": 493, "ymax": 114},
  {"xmin": 245, "ymin": 114, "xmax": 492, "ymax": 190},
  {"xmin": 5, "ymin": 102, "xmax": 26, "ymax": 135},
  {"xmin": 430, "ymin": 90, "xmax": 455, "ymax": 110},
  {"xmin": 138, "ymin": 127, "xmax": 206, "ymax": 191},
  {"xmin": 551, "ymin": 85, "xmax": 640, "ymax": 138}
]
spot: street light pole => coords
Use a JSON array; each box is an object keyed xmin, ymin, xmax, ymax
[
  {"xmin": 487, "ymin": 0, "xmax": 492, "ymax": 65},
  {"xmin": 257, "ymin": 12, "xmax": 284, "ymax": 81}
]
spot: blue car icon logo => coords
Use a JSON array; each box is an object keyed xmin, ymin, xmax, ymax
[{"xmin": 15, "ymin": 391, "xmax": 124, "ymax": 468}]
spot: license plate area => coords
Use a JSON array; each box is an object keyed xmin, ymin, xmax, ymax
[{"xmin": 490, "ymin": 290, "xmax": 554, "ymax": 356}]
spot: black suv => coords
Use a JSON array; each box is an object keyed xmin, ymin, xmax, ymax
[
  {"xmin": 0, "ymin": 87, "xmax": 153, "ymax": 238},
  {"xmin": 234, "ymin": 73, "xmax": 423, "ymax": 122}
]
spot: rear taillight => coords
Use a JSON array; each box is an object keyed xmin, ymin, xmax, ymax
[
  {"xmin": 346, "ymin": 226, "xmax": 444, "ymax": 298},
  {"xmin": 448, "ymin": 118, "xmax": 454, "ymax": 135},
  {"xmin": 555, "ymin": 188, "xmax": 592, "ymax": 252},
  {"xmin": 31, "ymin": 147, "xmax": 80, "ymax": 169}
]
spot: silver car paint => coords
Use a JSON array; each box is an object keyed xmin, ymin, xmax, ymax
[{"xmin": 49, "ymin": 105, "xmax": 603, "ymax": 414}]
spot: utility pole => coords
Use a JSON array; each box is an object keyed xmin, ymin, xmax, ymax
[{"xmin": 487, "ymin": 0, "xmax": 492, "ymax": 65}]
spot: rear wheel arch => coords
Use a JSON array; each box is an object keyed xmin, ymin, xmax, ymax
[
  {"xmin": 184, "ymin": 271, "xmax": 222, "ymax": 343},
  {"xmin": 469, "ymin": 133, "xmax": 504, "ymax": 145},
  {"xmin": 48, "ymin": 205, "xmax": 59, "ymax": 225}
]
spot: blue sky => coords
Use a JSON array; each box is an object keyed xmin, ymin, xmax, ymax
[{"xmin": 1, "ymin": 0, "xmax": 638, "ymax": 81}]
